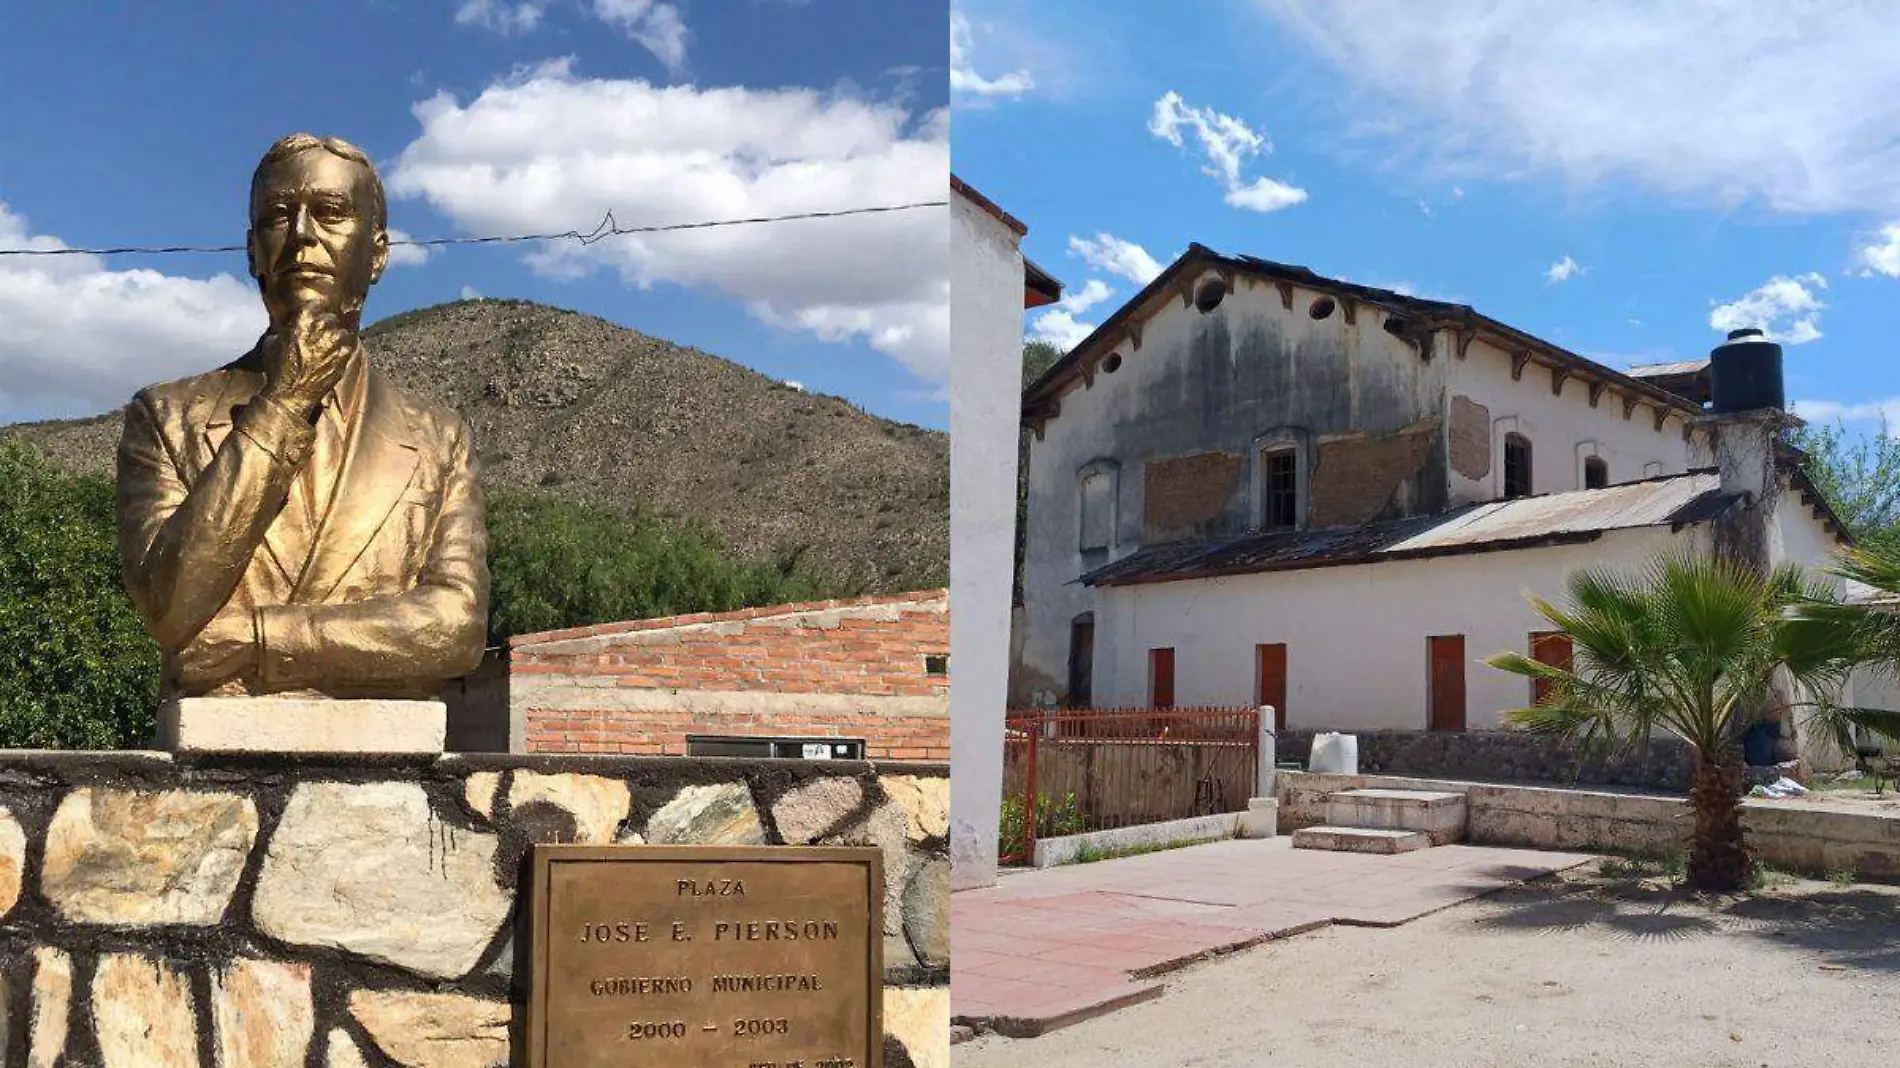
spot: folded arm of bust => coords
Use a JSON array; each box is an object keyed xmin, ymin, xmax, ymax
[
  {"xmin": 253, "ymin": 437, "xmax": 491, "ymax": 691},
  {"xmin": 118, "ymin": 390, "xmax": 316, "ymax": 652}
]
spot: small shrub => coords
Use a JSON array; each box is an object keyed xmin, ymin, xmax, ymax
[{"xmin": 997, "ymin": 792, "xmax": 1086, "ymax": 862}]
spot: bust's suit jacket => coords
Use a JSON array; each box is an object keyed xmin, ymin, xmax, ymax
[{"xmin": 116, "ymin": 342, "xmax": 489, "ymax": 699}]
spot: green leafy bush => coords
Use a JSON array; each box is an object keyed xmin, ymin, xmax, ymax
[
  {"xmin": 0, "ymin": 439, "xmax": 160, "ymax": 747},
  {"xmin": 998, "ymin": 791, "xmax": 1086, "ymax": 863}
]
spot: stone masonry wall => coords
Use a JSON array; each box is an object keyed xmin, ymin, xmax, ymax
[
  {"xmin": 1280, "ymin": 771, "xmax": 1900, "ymax": 882},
  {"xmin": 0, "ymin": 752, "xmax": 949, "ymax": 1068},
  {"xmin": 512, "ymin": 593, "xmax": 950, "ymax": 761},
  {"xmin": 1276, "ymin": 727, "xmax": 1698, "ymax": 792}
]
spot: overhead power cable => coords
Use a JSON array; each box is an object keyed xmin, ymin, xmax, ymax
[{"xmin": 0, "ymin": 201, "xmax": 949, "ymax": 258}]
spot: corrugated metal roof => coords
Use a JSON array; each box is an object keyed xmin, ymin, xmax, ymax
[
  {"xmin": 1626, "ymin": 359, "xmax": 1711, "ymax": 378},
  {"xmin": 1083, "ymin": 472, "xmax": 1738, "ymax": 587}
]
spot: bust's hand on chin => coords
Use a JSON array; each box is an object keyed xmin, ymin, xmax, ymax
[{"xmin": 261, "ymin": 303, "xmax": 355, "ymax": 416}]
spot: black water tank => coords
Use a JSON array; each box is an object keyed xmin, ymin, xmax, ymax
[{"xmin": 1709, "ymin": 328, "xmax": 1785, "ymax": 413}]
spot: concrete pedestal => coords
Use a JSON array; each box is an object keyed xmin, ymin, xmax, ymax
[
  {"xmin": 159, "ymin": 697, "xmax": 448, "ymax": 755},
  {"xmin": 1238, "ymin": 797, "xmax": 1280, "ymax": 839}
]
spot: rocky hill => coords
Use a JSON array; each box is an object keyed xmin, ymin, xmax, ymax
[{"xmin": 5, "ymin": 299, "xmax": 948, "ymax": 594}]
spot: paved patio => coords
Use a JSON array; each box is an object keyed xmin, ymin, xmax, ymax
[{"xmin": 952, "ymin": 836, "xmax": 1595, "ymax": 1036}]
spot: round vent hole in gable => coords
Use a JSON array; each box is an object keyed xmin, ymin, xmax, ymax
[
  {"xmin": 1193, "ymin": 278, "xmax": 1226, "ymax": 313},
  {"xmin": 1309, "ymin": 296, "xmax": 1336, "ymax": 320}
]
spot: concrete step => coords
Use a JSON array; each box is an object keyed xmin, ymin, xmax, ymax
[
  {"xmin": 1291, "ymin": 826, "xmax": 1433, "ymax": 854},
  {"xmin": 1324, "ymin": 788, "xmax": 1467, "ymax": 844}
]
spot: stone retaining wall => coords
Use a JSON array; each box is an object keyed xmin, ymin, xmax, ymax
[
  {"xmin": 0, "ymin": 752, "xmax": 949, "ymax": 1068},
  {"xmin": 1280, "ymin": 770, "xmax": 1900, "ymax": 881},
  {"xmin": 1276, "ymin": 728, "xmax": 1697, "ymax": 792}
]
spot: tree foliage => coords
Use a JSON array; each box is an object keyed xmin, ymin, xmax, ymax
[
  {"xmin": 483, "ymin": 490, "xmax": 824, "ymax": 641},
  {"xmin": 0, "ymin": 438, "xmax": 834, "ymax": 748},
  {"xmin": 0, "ymin": 438, "xmax": 160, "ymax": 748},
  {"xmin": 1787, "ymin": 418, "xmax": 1900, "ymax": 554}
]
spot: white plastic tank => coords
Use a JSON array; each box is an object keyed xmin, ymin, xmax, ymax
[{"xmin": 1308, "ymin": 732, "xmax": 1359, "ymax": 775}]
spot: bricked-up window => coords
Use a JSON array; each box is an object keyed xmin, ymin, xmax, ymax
[
  {"xmin": 1584, "ymin": 456, "xmax": 1608, "ymax": 490},
  {"xmin": 1149, "ymin": 648, "xmax": 1175, "ymax": 708},
  {"xmin": 1261, "ymin": 447, "xmax": 1298, "ymax": 529},
  {"xmin": 1503, "ymin": 433, "xmax": 1533, "ymax": 499},
  {"xmin": 1079, "ymin": 467, "xmax": 1115, "ymax": 551}
]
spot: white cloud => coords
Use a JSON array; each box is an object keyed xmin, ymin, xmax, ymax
[
  {"xmin": 950, "ymin": 11, "xmax": 1033, "ymax": 100},
  {"xmin": 1264, "ymin": 0, "xmax": 1900, "ymax": 215},
  {"xmin": 388, "ymin": 61, "xmax": 948, "ymax": 383},
  {"xmin": 460, "ymin": 285, "xmax": 483, "ymax": 300},
  {"xmin": 453, "ymin": 0, "xmax": 686, "ymax": 72},
  {"xmin": 1792, "ymin": 397, "xmax": 1900, "ymax": 427},
  {"xmin": 384, "ymin": 229, "xmax": 432, "ymax": 268},
  {"xmin": 1856, "ymin": 223, "xmax": 1900, "ymax": 278},
  {"xmin": 1709, "ymin": 273, "xmax": 1827, "ymax": 345},
  {"xmin": 455, "ymin": 0, "xmax": 543, "ymax": 34},
  {"xmin": 784, "ymin": 379, "xmax": 806, "ymax": 391},
  {"xmin": 591, "ymin": 0, "xmax": 689, "ymax": 74},
  {"xmin": 1026, "ymin": 278, "xmax": 1116, "ymax": 351},
  {"xmin": 1026, "ymin": 309, "xmax": 1094, "ymax": 351},
  {"xmin": 1067, "ymin": 233, "xmax": 1163, "ymax": 286},
  {"xmin": 0, "ymin": 202, "xmax": 263, "ymax": 420},
  {"xmin": 1545, "ymin": 255, "xmax": 1581, "ymax": 283},
  {"xmin": 1148, "ymin": 91, "xmax": 1307, "ymax": 213}
]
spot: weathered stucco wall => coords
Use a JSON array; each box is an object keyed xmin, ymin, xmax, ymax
[
  {"xmin": 949, "ymin": 188, "xmax": 1027, "ymax": 893},
  {"xmin": 1445, "ymin": 336, "xmax": 1706, "ymax": 506},
  {"xmin": 1093, "ymin": 526, "xmax": 1687, "ymax": 727},
  {"xmin": 1280, "ymin": 770, "xmax": 1900, "ymax": 881},
  {"xmin": 1016, "ymin": 270, "xmax": 1448, "ymax": 706},
  {"xmin": 0, "ymin": 752, "xmax": 948, "ymax": 1068}
]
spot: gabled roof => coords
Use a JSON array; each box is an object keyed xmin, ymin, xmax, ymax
[
  {"xmin": 1024, "ymin": 257, "xmax": 1063, "ymax": 308},
  {"xmin": 1082, "ymin": 462, "xmax": 1850, "ymax": 589},
  {"xmin": 1023, "ymin": 244, "xmax": 1706, "ymax": 430}
]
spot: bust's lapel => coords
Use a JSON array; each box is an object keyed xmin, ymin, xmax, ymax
[{"xmin": 298, "ymin": 361, "xmax": 419, "ymax": 602}]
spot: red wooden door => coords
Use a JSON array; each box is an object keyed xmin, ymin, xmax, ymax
[
  {"xmin": 1255, "ymin": 643, "xmax": 1287, "ymax": 730},
  {"xmin": 1428, "ymin": 635, "xmax": 1466, "ymax": 732},
  {"xmin": 1150, "ymin": 648, "xmax": 1175, "ymax": 709},
  {"xmin": 1529, "ymin": 631, "xmax": 1573, "ymax": 706}
]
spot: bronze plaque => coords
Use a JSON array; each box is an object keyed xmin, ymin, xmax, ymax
[{"xmin": 529, "ymin": 845, "xmax": 884, "ymax": 1068}]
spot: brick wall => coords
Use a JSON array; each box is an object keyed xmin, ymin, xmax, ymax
[{"xmin": 511, "ymin": 591, "xmax": 949, "ymax": 760}]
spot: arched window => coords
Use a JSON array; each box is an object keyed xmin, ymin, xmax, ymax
[
  {"xmin": 1583, "ymin": 456, "xmax": 1608, "ymax": 490},
  {"xmin": 1503, "ymin": 433, "xmax": 1533, "ymax": 499},
  {"xmin": 1078, "ymin": 460, "xmax": 1119, "ymax": 551}
]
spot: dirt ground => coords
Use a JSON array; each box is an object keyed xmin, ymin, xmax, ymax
[{"xmin": 954, "ymin": 863, "xmax": 1900, "ymax": 1068}]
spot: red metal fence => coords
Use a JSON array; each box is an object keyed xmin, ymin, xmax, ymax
[{"xmin": 999, "ymin": 706, "xmax": 1259, "ymax": 865}]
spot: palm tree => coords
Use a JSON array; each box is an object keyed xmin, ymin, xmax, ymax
[
  {"xmin": 1484, "ymin": 553, "xmax": 1862, "ymax": 893},
  {"xmin": 1782, "ymin": 545, "xmax": 1900, "ymax": 761}
]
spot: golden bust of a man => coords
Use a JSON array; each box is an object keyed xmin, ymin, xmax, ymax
[{"xmin": 116, "ymin": 134, "xmax": 488, "ymax": 700}]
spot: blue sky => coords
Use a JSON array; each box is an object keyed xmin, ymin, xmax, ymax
[
  {"xmin": 952, "ymin": 0, "xmax": 1900, "ymax": 429},
  {"xmin": 0, "ymin": 0, "xmax": 949, "ymax": 428}
]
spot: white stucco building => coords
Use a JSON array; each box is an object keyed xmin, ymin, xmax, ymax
[
  {"xmin": 1013, "ymin": 244, "xmax": 1856, "ymax": 761},
  {"xmin": 949, "ymin": 175, "xmax": 1060, "ymax": 892}
]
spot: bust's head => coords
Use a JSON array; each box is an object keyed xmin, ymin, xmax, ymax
[{"xmin": 247, "ymin": 134, "xmax": 389, "ymax": 327}]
